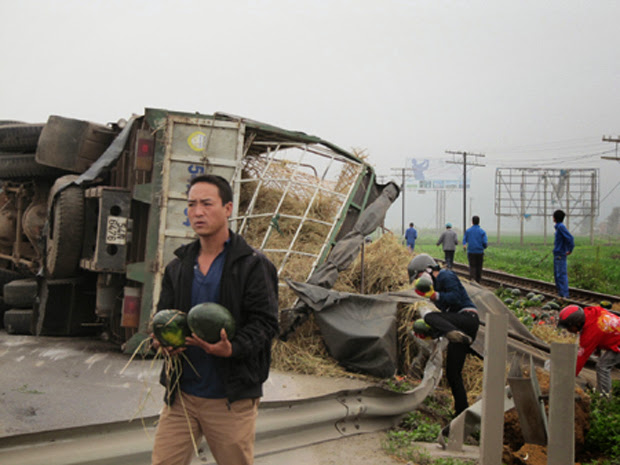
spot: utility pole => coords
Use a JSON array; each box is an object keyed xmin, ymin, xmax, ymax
[
  {"xmin": 390, "ymin": 167, "xmax": 414, "ymax": 236},
  {"xmin": 602, "ymin": 136, "xmax": 620, "ymax": 161},
  {"xmin": 445, "ymin": 151, "xmax": 486, "ymax": 235}
]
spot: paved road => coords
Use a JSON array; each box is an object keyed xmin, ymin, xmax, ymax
[{"xmin": 0, "ymin": 331, "xmax": 479, "ymax": 464}]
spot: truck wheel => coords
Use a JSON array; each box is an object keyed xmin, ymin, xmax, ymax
[
  {"xmin": 3, "ymin": 278, "xmax": 37, "ymax": 308},
  {"xmin": 0, "ymin": 153, "xmax": 64, "ymax": 179},
  {"xmin": 0, "ymin": 296, "xmax": 10, "ymax": 328},
  {"xmin": 0, "ymin": 123, "xmax": 44, "ymax": 152},
  {"xmin": 46, "ymin": 185, "xmax": 84, "ymax": 278},
  {"xmin": 0, "ymin": 268, "xmax": 25, "ymax": 293},
  {"xmin": 3, "ymin": 308, "xmax": 33, "ymax": 334}
]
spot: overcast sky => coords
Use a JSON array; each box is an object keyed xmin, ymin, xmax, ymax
[{"xmin": 1, "ymin": 0, "xmax": 619, "ymax": 235}]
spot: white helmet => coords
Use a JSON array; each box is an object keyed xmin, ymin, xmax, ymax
[{"xmin": 407, "ymin": 254, "xmax": 439, "ymax": 283}]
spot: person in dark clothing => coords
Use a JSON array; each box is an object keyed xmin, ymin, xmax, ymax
[
  {"xmin": 408, "ymin": 254, "xmax": 480, "ymax": 418},
  {"xmin": 151, "ymin": 174, "xmax": 279, "ymax": 465},
  {"xmin": 436, "ymin": 222, "xmax": 458, "ymax": 269},
  {"xmin": 462, "ymin": 215, "xmax": 487, "ymax": 283},
  {"xmin": 552, "ymin": 209, "xmax": 574, "ymax": 298}
]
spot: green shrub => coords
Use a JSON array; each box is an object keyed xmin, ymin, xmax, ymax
[
  {"xmin": 398, "ymin": 412, "xmax": 442, "ymax": 441},
  {"xmin": 586, "ymin": 382, "xmax": 620, "ymax": 460},
  {"xmin": 382, "ymin": 432, "xmax": 433, "ymax": 463}
]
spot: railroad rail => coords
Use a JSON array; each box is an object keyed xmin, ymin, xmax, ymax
[{"xmin": 438, "ymin": 260, "xmax": 619, "ymax": 308}]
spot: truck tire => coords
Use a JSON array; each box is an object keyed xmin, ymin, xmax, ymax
[
  {"xmin": 0, "ymin": 296, "xmax": 10, "ymax": 328},
  {"xmin": 0, "ymin": 268, "xmax": 25, "ymax": 293},
  {"xmin": 0, "ymin": 123, "xmax": 44, "ymax": 152},
  {"xmin": 46, "ymin": 185, "xmax": 84, "ymax": 278},
  {"xmin": 3, "ymin": 278, "xmax": 37, "ymax": 308},
  {"xmin": 3, "ymin": 308, "xmax": 33, "ymax": 334},
  {"xmin": 0, "ymin": 153, "xmax": 64, "ymax": 179}
]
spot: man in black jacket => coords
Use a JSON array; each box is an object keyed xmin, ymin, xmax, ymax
[{"xmin": 151, "ymin": 174, "xmax": 279, "ymax": 465}]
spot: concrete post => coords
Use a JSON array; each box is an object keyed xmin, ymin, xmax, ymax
[
  {"xmin": 480, "ymin": 312, "xmax": 508, "ymax": 465},
  {"xmin": 547, "ymin": 342, "xmax": 578, "ymax": 465}
]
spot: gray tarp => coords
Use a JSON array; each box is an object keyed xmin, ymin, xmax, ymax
[
  {"xmin": 307, "ymin": 182, "xmax": 400, "ymax": 289},
  {"xmin": 287, "ymin": 279, "xmax": 547, "ymax": 378},
  {"xmin": 279, "ymin": 182, "xmax": 400, "ymax": 340},
  {"xmin": 287, "ymin": 280, "xmax": 400, "ymax": 378}
]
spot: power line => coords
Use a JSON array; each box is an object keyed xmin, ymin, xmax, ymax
[
  {"xmin": 488, "ymin": 149, "xmax": 616, "ymax": 167},
  {"xmin": 445, "ymin": 151, "xmax": 486, "ymax": 236},
  {"xmin": 482, "ymin": 136, "xmax": 606, "ymax": 154},
  {"xmin": 390, "ymin": 166, "xmax": 414, "ymax": 236},
  {"xmin": 601, "ymin": 180, "xmax": 620, "ymax": 204}
]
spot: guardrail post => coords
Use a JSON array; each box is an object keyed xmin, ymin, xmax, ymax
[
  {"xmin": 547, "ymin": 342, "xmax": 577, "ymax": 465},
  {"xmin": 480, "ymin": 312, "xmax": 508, "ymax": 465}
]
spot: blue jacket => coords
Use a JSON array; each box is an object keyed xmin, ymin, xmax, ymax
[
  {"xmin": 405, "ymin": 227, "xmax": 418, "ymax": 246},
  {"xmin": 553, "ymin": 222, "xmax": 574, "ymax": 256},
  {"xmin": 432, "ymin": 269, "xmax": 476, "ymax": 313},
  {"xmin": 463, "ymin": 224, "xmax": 488, "ymax": 254}
]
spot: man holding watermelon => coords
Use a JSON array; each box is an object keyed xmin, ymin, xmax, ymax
[{"xmin": 151, "ymin": 174, "xmax": 279, "ymax": 465}]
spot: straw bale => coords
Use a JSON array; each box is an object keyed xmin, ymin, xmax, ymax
[
  {"xmin": 531, "ymin": 324, "xmax": 578, "ymax": 344},
  {"xmin": 333, "ymin": 233, "xmax": 411, "ymax": 294}
]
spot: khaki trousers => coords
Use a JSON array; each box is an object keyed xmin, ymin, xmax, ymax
[{"xmin": 152, "ymin": 392, "xmax": 259, "ymax": 465}]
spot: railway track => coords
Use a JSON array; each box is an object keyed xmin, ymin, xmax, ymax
[{"xmin": 438, "ymin": 259, "xmax": 619, "ymax": 308}]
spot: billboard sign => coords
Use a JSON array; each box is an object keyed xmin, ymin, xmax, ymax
[{"xmin": 405, "ymin": 158, "xmax": 469, "ymax": 191}]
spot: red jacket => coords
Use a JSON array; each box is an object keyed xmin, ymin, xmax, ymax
[{"xmin": 576, "ymin": 306, "xmax": 620, "ymax": 375}]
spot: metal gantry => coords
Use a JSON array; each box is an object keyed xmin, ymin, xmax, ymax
[{"xmin": 494, "ymin": 167, "xmax": 599, "ymax": 244}]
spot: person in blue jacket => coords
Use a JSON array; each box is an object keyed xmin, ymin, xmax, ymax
[
  {"xmin": 462, "ymin": 215, "xmax": 487, "ymax": 283},
  {"xmin": 408, "ymin": 254, "xmax": 479, "ymax": 426},
  {"xmin": 405, "ymin": 222, "xmax": 418, "ymax": 253},
  {"xmin": 553, "ymin": 209, "xmax": 575, "ymax": 298}
]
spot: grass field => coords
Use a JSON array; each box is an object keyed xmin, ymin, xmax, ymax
[{"xmin": 411, "ymin": 233, "xmax": 620, "ymax": 296}]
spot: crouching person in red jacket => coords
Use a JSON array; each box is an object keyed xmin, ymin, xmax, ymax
[{"xmin": 557, "ymin": 305, "xmax": 620, "ymax": 396}]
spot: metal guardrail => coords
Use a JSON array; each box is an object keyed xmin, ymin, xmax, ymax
[{"xmin": 0, "ymin": 340, "xmax": 447, "ymax": 465}]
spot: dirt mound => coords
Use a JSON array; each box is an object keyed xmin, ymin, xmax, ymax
[{"xmin": 502, "ymin": 367, "xmax": 592, "ymax": 465}]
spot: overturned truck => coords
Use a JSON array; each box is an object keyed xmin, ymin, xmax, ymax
[{"xmin": 0, "ymin": 110, "xmax": 399, "ymax": 351}]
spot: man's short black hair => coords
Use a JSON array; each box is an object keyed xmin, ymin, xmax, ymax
[
  {"xmin": 188, "ymin": 174, "xmax": 233, "ymax": 205},
  {"xmin": 553, "ymin": 209, "xmax": 566, "ymax": 223},
  {"xmin": 472, "ymin": 215, "xmax": 480, "ymax": 225}
]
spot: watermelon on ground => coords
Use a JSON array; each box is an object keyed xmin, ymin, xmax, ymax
[
  {"xmin": 187, "ymin": 302, "xmax": 236, "ymax": 344},
  {"xmin": 152, "ymin": 309, "xmax": 191, "ymax": 348}
]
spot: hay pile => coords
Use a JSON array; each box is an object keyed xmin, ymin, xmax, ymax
[
  {"xmin": 271, "ymin": 233, "xmax": 446, "ymax": 382},
  {"xmin": 271, "ymin": 233, "xmax": 416, "ymax": 379},
  {"xmin": 238, "ymin": 156, "xmax": 357, "ymax": 310}
]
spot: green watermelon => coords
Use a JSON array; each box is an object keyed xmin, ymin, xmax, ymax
[
  {"xmin": 413, "ymin": 318, "xmax": 434, "ymax": 338},
  {"xmin": 414, "ymin": 274, "xmax": 434, "ymax": 293},
  {"xmin": 187, "ymin": 302, "xmax": 236, "ymax": 343},
  {"xmin": 152, "ymin": 309, "xmax": 191, "ymax": 348}
]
